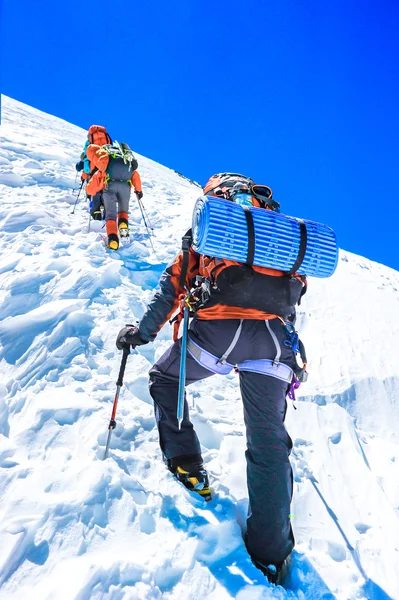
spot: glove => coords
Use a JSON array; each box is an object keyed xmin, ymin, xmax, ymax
[
  {"xmin": 116, "ymin": 324, "xmax": 149, "ymax": 350},
  {"xmin": 76, "ymin": 160, "xmax": 84, "ymax": 172},
  {"xmin": 135, "ymin": 191, "xmax": 143, "ymax": 200}
]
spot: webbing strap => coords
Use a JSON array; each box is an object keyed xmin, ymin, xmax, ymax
[
  {"xmin": 217, "ymin": 320, "xmax": 243, "ymax": 365},
  {"xmin": 187, "ymin": 338, "xmax": 234, "ymax": 375},
  {"xmin": 298, "ymin": 338, "xmax": 307, "ymax": 364},
  {"xmin": 238, "ymin": 359, "xmax": 293, "ymax": 383},
  {"xmin": 243, "ymin": 206, "xmax": 255, "ymax": 267},
  {"xmin": 265, "ymin": 320, "xmax": 281, "ymax": 366},
  {"xmin": 288, "ymin": 220, "xmax": 307, "ymax": 275}
]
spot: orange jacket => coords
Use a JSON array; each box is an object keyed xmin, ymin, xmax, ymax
[{"xmin": 85, "ymin": 145, "xmax": 142, "ymax": 196}]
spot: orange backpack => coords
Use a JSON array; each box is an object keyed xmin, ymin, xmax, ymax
[{"xmin": 87, "ymin": 125, "xmax": 112, "ymax": 146}]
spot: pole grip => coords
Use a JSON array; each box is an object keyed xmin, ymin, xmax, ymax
[{"xmin": 116, "ymin": 348, "xmax": 130, "ymax": 387}]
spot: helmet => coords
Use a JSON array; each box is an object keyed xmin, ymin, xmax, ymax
[
  {"xmin": 203, "ymin": 173, "xmax": 255, "ymax": 197},
  {"xmin": 203, "ymin": 172, "xmax": 280, "ymax": 212}
]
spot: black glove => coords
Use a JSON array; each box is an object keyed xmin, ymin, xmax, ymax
[
  {"xmin": 135, "ymin": 191, "xmax": 143, "ymax": 200},
  {"xmin": 76, "ymin": 160, "xmax": 84, "ymax": 172},
  {"xmin": 116, "ymin": 324, "xmax": 149, "ymax": 350}
]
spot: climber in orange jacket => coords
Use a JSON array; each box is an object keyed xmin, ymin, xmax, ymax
[{"xmin": 86, "ymin": 142, "xmax": 142, "ymax": 249}]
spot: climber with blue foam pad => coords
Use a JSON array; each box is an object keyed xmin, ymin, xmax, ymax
[
  {"xmin": 116, "ymin": 171, "xmax": 337, "ymax": 584},
  {"xmin": 192, "ymin": 183, "xmax": 338, "ymax": 278}
]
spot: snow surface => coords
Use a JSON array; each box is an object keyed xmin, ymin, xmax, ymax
[{"xmin": 0, "ymin": 95, "xmax": 399, "ymax": 600}]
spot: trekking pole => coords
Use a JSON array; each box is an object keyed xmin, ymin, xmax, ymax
[
  {"xmin": 88, "ymin": 198, "xmax": 93, "ymax": 233},
  {"xmin": 138, "ymin": 197, "xmax": 154, "ymax": 232},
  {"xmin": 71, "ymin": 180, "xmax": 84, "ymax": 215},
  {"xmin": 137, "ymin": 196, "xmax": 154, "ymax": 234},
  {"xmin": 103, "ymin": 347, "xmax": 130, "ymax": 460},
  {"xmin": 177, "ymin": 303, "xmax": 190, "ymax": 430},
  {"xmin": 136, "ymin": 196, "xmax": 157, "ymax": 256}
]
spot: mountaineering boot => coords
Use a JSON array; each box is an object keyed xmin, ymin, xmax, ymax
[
  {"xmin": 250, "ymin": 553, "xmax": 292, "ymax": 585},
  {"xmin": 107, "ymin": 233, "xmax": 119, "ymax": 251},
  {"xmin": 252, "ymin": 560, "xmax": 281, "ymax": 584},
  {"xmin": 245, "ymin": 532, "xmax": 292, "ymax": 585},
  {"xmin": 92, "ymin": 210, "xmax": 102, "ymax": 221},
  {"xmin": 167, "ymin": 455, "xmax": 211, "ymax": 501},
  {"xmin": 118, "ymin": 219, "xmax": 129, "ymax": 238}
]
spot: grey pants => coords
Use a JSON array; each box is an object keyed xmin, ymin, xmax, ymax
[
  {"xmin": 102, "ymin": 181, "xmax": 131, "ymax": 221},
  {"xmin": 149, "ymin": 317, "xmax": 296, "ymax": 565}
]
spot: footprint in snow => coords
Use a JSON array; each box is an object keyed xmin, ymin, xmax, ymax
[{"xmin": 354, "ymin": 522, "xmax": 372, "ymax": 534}]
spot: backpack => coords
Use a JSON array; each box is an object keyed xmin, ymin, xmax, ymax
[
  {"xmin": 87, "ymin": 125, "xmax": 112, "ymax": 146},
  {"xmin": 101, "ymin": 142, "xmax": 139, "ymax": 173},
  {"xmin": 179, "ymin": 229, "xmax": 307, "ymax": 319},
  {"xmin": 173, "ymin": 228, "xmax": 308, "ymax": 381}
]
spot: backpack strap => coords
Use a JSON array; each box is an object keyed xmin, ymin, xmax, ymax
[
  {"xmin": 243, "ymin": 206, "xmax": 255, "ymax": 267},
  {"xmin": 179, "ymin": 229, "xmax": 193, "ymax": 289},
  {"xmin": 298, "ymin": 277, "xmax": 307, "ymax": 304},
  {"xmin": 287, "ymin": 219, "xmax": 307, "ymax": 275}
]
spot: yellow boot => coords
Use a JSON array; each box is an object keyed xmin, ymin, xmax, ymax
[
  {"xmin": 107, "ymin": 233, "xmax": 119, "ymax": 251},
  {"xmin": 118, "ymin": 221, "xmax": 129, "ymax": 238}
]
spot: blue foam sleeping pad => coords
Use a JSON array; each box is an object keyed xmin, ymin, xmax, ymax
[{"xmin": 192, "ymin": 196, "xmax": 338, "ymax": 278}]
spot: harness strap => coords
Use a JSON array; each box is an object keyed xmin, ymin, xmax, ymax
[
  {"xmin": 187, "ymin": 338, "xmax": 234, "ymax": 375},
  {"xmin": 237, "ymin": 359, "xmax": 293, "ymax": 383},
  {"xmin": 265, "ymin": 320, "xmax": 281, "ymax": 366},
  {"xmin": 217, "ymin": 320, "xmax": 243, "ymax": 365},
  {"xmin": 187, "ymin": 338, "xmax": 294, "ymax": 382},
  {"xmin": 287, "ymin": 220, "xmax": 307, "ymax": 275}
]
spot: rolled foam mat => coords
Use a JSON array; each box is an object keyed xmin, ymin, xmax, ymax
[{"xmin": 192, "ymin": 196, "xmax": 338, "ymax": 278}]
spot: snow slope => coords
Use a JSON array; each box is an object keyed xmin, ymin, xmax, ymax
[{"xmin": 0, "ymin": 95, "xmax": 398, "ymax": 600}]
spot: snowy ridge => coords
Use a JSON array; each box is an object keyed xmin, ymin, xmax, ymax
[{"xmin": 0, "ymin": 95, "xmax": 398, "ymax": 600}]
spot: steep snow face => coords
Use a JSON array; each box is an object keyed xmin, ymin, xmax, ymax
[
  {"xmin": 0, "ymin": 95, "xmax": 399, "ymax": 600},
  {"xmin": 298, "ymin": 250, "xmax": 399, "ymax": 440}
]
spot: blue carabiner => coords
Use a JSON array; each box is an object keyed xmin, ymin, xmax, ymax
[{"xmin": 283, "ymin": 321, "xmax": 300, "ymax": 354}]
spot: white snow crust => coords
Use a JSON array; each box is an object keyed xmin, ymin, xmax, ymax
[{"xmin": 0, "ymin": 95, "xmax": 399, "ymax": 600}]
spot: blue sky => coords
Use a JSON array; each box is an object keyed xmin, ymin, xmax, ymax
[{"xmin": 1, "ymin": 0, "xmax": 399, "ymax": 270}]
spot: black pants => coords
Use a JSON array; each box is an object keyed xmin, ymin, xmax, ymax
[
  {"xmin": 90, "ymin": 192, "xmax": 103, "ymax": 216},
  {"xmin": 149, "ymin": 318, "xmax": 296, "ymax": 565}
]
